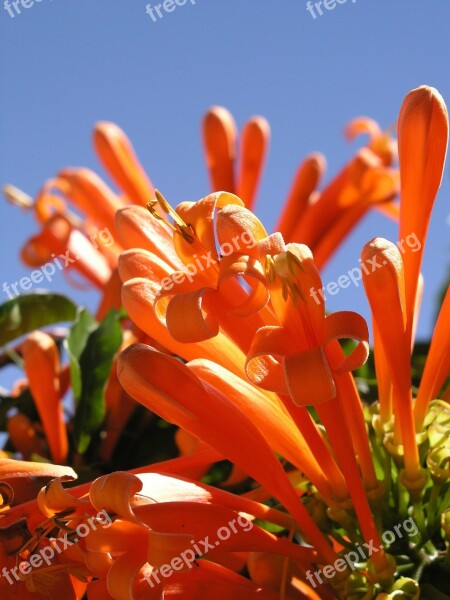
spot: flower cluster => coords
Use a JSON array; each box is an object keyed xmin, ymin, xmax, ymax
[{"xmin": 0, "ymin": 86, "xmax": 449, "ymax": 599}]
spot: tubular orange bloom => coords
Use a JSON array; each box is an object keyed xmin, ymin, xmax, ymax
[
  {"xmin": 93, "ymin": 121, "xmax": 155, "ymax": 206},
  {"xmin": 245, "ymin": 241, "xmax": 369, "ymax": 407},
  {"xmin": 414, "ymin": 285, "xmax": 450, "ymax": 429},
  {"xmin": 4, "ymin": 86, "xmax": 450, "ymax": 599},
  {"xmin": 21, "ymin": 332, "xmax": 69, "ymax": 464},
  {"xmin": 117, "ymin": 346, "xmax": 338, "ymax": 565},
  {"xmin": 397, "ymin": 86, "xmax": 449, "ymax": 344},
  {"xmin": 21, "ymin": 214, "xmax": 112, "ymax": 289},
  {"xmin": 278, "ymin": 117, "xmax": 399, "ymax": 269},
  {"xmin": 202, "ymin": 106, "xmax": 270, "ymax": 210},
  {"xmin": 275, "ymin": 153, "xmax": 326, "ymax": 240},
  {"xmin": 361, "ymin": 238, "xmax": 421, "ymax": 482}
]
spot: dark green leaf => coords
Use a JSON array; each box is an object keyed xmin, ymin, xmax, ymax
[
  {"xmin": 74, "ymin": 310, "xmax": 122, "ymax": 453},
  {"xmin": 64, "ymin": 308, "xmax": 98, "ymax": 402},
  {"xmin": 0, "ymin": 293, "xmax": 77, "ymax": 347}
]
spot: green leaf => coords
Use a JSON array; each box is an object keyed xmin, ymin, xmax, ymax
[
  {"xmin": 64, "ymin": 308, "xmax": 98, "ymax": 402},
  {"xmin": 0, "ymin": 293, "xmax": 77, "ymax": 347},
  {"xmin": 74, "ymin": 309, "xmax": 122, "ymax": 453}
]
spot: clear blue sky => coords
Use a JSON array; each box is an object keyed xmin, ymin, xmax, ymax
[{"xmin": 1, "ymin": 0, "xmax": 449, "ymax": 366}]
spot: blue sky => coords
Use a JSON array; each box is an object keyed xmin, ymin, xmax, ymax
[{"xmin": 1, "ymin": 0, "xmax": 449, "ymax": 373}]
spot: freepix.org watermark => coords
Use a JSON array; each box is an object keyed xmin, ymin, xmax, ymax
[
  {"xmin": 3, "ymin": 0, "xmax": 45, "ymax": 18},
  {"xmin": 0, "ymin": 508, "xmax": 112, "ymax": 585},
  {"xmin": 160, "ymin": 229, "xmax": 257, "ymax": 291},
  {"xmin": 145, "ymin": 513, "xmax": 253, "ymax": 588},
  {"xmin": 309, "ymin": 233, "xmax": 421, "ymax": 305},
  {"xmin": 306, "ymin": 516, "xmax": 418, "ymax": 588},
  {"xmin": 306, "ymin": 0, "xmax": 357, "ymax": 20},
  {"xmin": 145, "ymin": 0, "xmax": 196, "ymax": 23},
  {"xmin": 2, "ymin": 227, "xmax": 114, "ymax": 300}
]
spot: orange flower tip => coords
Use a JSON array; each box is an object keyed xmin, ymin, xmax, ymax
[
  {"xmin": 203, "ymin": 106, "xmax": 236, "ymax": 133},
  {"xmin": 245, "ymin": 115, "xmax": 271, "ymax": 140},
  {"xmin": 309, "ymin": 152, "xmax": 327, "ymax": 173},
  {"xmin": 398, "ymin": 85, "xmax": 449, "ymax": 161},
  {"xmin": 147, "ymin": 189, "xmax": 194, "ymax": 244},
  {"xmin": 93, "ymin": 120, "xmax": 122, "ymax": 137},
  {"xmin": 344, "ymin": 117, "xmax": 382, "ymax": 142},
  {"xmin": 3, "ymin": 184, "xmax": 33, "ymax": 209},
  {"xmin": 360, "ymin": 237, "xmax": 403, "ymax": 275}
]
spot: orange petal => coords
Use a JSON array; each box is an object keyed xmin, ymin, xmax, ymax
[
  {"xmin": 37, "ymin": 477, "xmax": 87, "ymax": 517},
  {"xmin": 202, "ymin": 106, "xmax": 237, "ymax": 193},
  {"xmin": 117, "ymin": 345, "xmax": 337, "ymax": 564},
  {"xmin": 160, "ymin": 560, "xmax": 293, "ymax": 599},
  {"xmin": 7, "ymin": 414, "xmax": 46, "ymax": 459},
  {"xmin": 21, "ymin": 332, "xmax": 68, "ymax": 464},
  {"xmin": 21, "ymin": 216, "xmax": 111, "ymax": 288},
  {"xmin": 136, "ymin": 501, "xmax": 316, "ymax": 566},
  {"xmin": 118, "ymin": 248, "xmax": 172, "ymax": 283},
  {"xmin": 284, "ymin": 347, "xmax": 336, "ymax": 406},
  {"xmin": 415, "ymin": 285, "xmax": 450, "ymax": 428},
  {"xmin": 237, "ymin": 116, "xmax": 270, "ymax": 209},
  {"xmin": 188, "ymin": 359, "xmax": 331, "ymax": 501},
  {"xmin": 115, "ymin": 205, "xmax": 182, "ymax": 269},
  {"xmin": 57, "ymin": 168, "xmax": 124, "ymax": 233},
  {"xmin": 216, "ymin": 204, "xmax": 268, "ymax": 257},
  {"xmin": 277, "ymin": 153, "xmax": 326, "ymax": 241},
  {"xmin": 323, "ymin": 311, "xmax": 369, "ymax": 375},
  {"xmin": 398, "ymin": 86, "xmax": 449, "ymax": 340},
  {"xmin": 93, "ymin": 121, "xmax": 155, "ymax": 206},
  {"xmin": 344, "ymin": 116, "xmax": 382, "ymax": 142},
  {"xmin": 0, "ymin": 458, "xmax": 75, "ymax": 480},
  {"xmin": 91, "ymin": 471, "xmax": 146, "ymax": 523},
  {"xmin": 121, "ymin": 278, "xmax": 246, "ymax": 376},
  {"xmin": 165, "ymin": 288, "xmax": 219, "ymax": 343},
  {"xmin": 174, "ymin": 192, "xmax": 244, "ymax": 267},
  {"xmin": 361, "ymin": 238, "xmax": 419, "ymax": 479},
  {"xmin": 217, "ymin": 253, "xmax": 269, "ymax": 317}
]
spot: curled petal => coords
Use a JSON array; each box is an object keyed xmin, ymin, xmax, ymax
[
  {"xmin": 216, "ymin": 205, "xmax": 268, "ymax": 257},
  {"xmin": 344, "ymin": 116, "xmax": 382, "ymax": 142},
  {"xmin": 246, "ymin": 326, "xmax": 294, "ymax": 393},
  {"xmin": 217, "ymin": 253, "xmax": 269, "ymax": 317},
  {"xmin": 175, "ymin": 192, "xmax": 244, "ymax": 261},
  {"xmin": 324, "ymin": 311, "xmax": 369, "ymax": 375},
  {"xmin": 38, "ymin": 478, "xmax": 87, "ymax": 517},
  {"xmin": 165, "ymin": 289, "xmax": 220, "ymax": 343},
  {"xmin": 121, "ymin": 278, "xmax": 246, "ymax": 376},
  {"xmin": 89, "ymin": 472, "xmax": 142, "ymax": 523}
]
